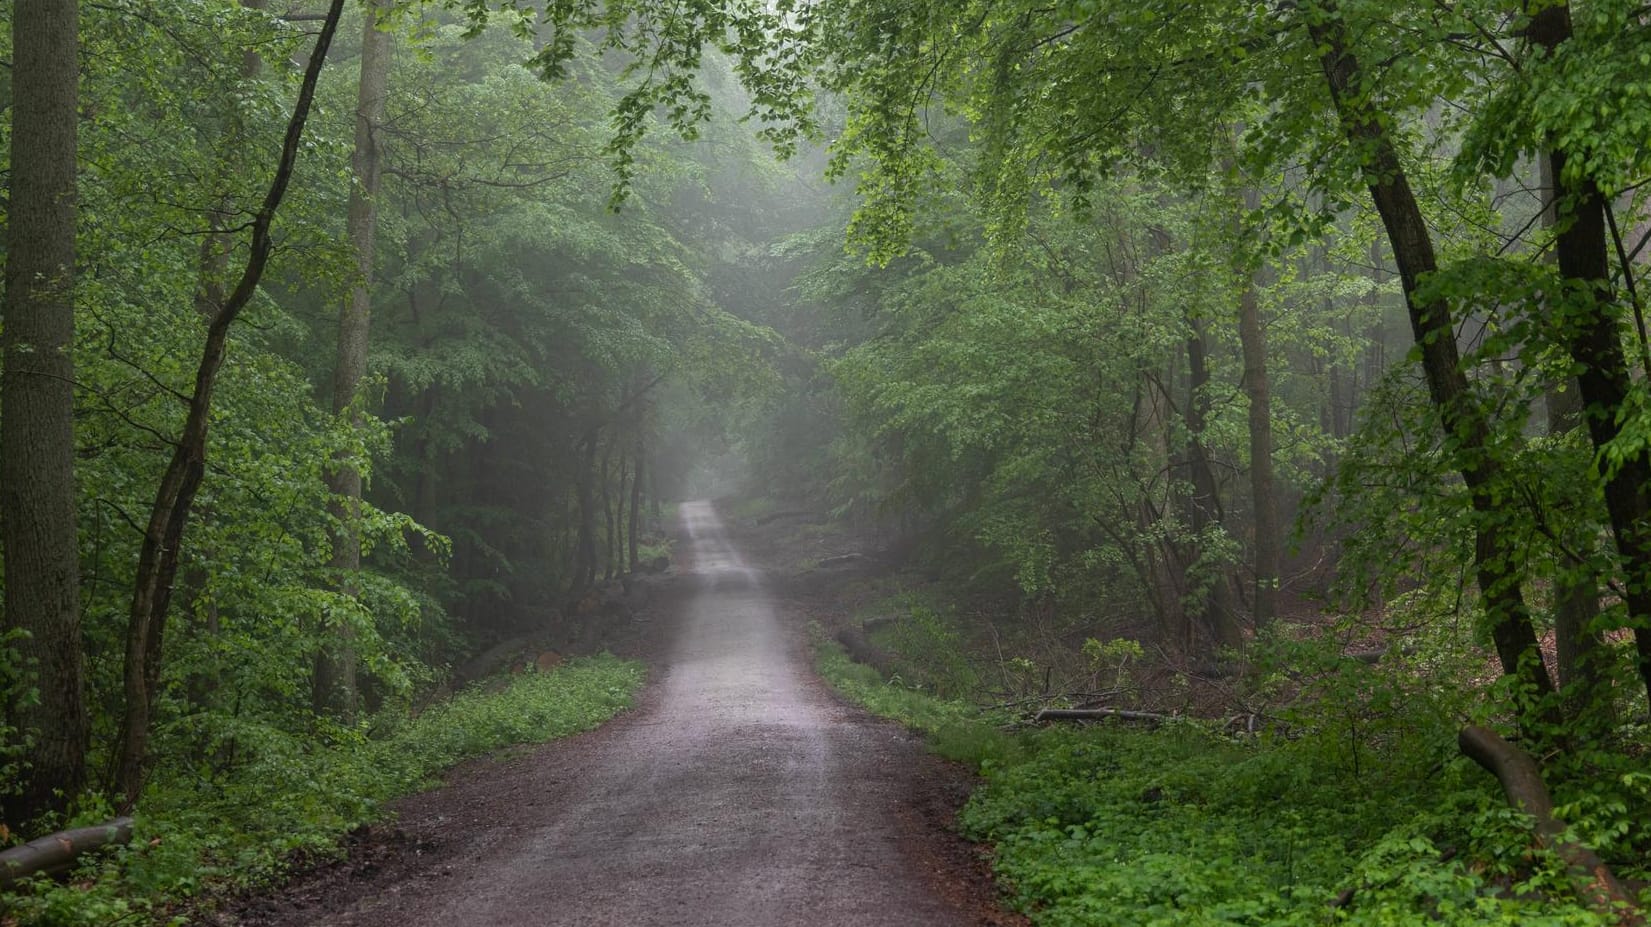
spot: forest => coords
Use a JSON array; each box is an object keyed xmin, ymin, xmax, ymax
[{"xmin": 2, "ymin": 0, "xmax": 1651, "ymax": 924}]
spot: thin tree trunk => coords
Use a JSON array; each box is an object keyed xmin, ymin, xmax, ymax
[
  {"xmin": 629, "ymin": 436, "xmax": 645, "ymax": 572},
  {"xmin": 316, "ymin": 0, "xmax": 394, "ymax": 718},
  {"xmin": 573, "ymin": 431, "xmax": 600, "ymax": 596},
  {"xmin": 1238, "ymin": 271, "xmax": 1279, "ymax": 628},
  {"xmin": 1308, "ymin": 9, "xmax": 1555, "ymax": 708},
  {"xmin": 1, "ymin": 0, "xmax": 86, "ymax": 828},
  {"xmin": 1183, "ymin": 316, "xmax": 1243, "ymax": 648},
  {"xmin": 110, "ymin": 0, "xmax": 347, "ymax": 806},
  {"xmin": 601, "ymin": 440, "xmax": 617, "ymax": 583},
  {"xmin": 613, "ymin": 449, "xmax": 629, "ymax": 579}
]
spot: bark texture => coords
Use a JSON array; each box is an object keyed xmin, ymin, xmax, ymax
[
  {"xmin": 1, "ymin": 0, "xmax": 87, "ymax": 827},
  {"xmin": 1538, "ymin": 159, "xmax": 1608, "ymax": 705}
]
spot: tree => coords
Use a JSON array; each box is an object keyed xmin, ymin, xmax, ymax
[
  {"xmin": 316, "ymin": 0, "xmax": 396, "ymax": 719},
  {"xmin": 1, "ymin": 0, "xmax": 87, "ymax": 827},
  {"xmin": 111, "ymin": 0, "xmax": 348, "ymax": 805}
]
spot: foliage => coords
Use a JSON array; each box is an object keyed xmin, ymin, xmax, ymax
[
  {"xmin": 813, "ymin": 630, "xmax": 1016, "ymax": 767},
  {"xmin": 822, "ymin": 614, "xmax": 1649, "ymax": 926},
  {"xmin": 958, "ymin": 725, "xmax": 1630, "ymax": 927},
  {"xmin": 0, "ymin": 655, "xmax": 643, "ymax": 926}
]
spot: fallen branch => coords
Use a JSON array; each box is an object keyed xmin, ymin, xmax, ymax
[
  {"xmin": 1345, "ymin": 645, "xmax": 1419, "ymax": 665},
  {"xmin": 1458, "ymin": 725, "xmax": 1641, "ymax": 924},
  {"xmin": 816, "ymin": 553, "xmax": 866, "ymax": 569},
  {"xmin": 0, "ymin": 817, "xmax": 134, "ymax": 889},
  {"xmin": 1033, "ymin": 708, "xmax": 1175, "ymax": 725},
  {"xmin": 754, "ymin": 509, "xmax": 818, "ymax": 525}
]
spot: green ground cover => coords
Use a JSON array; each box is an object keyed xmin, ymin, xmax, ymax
[
  {"xmin": 817, "ymin": 636, "xmax": 1644, "ymax": 926},
  {"xmin": 3, "ymin": 655, "xmax": 644, "ymax": 926}
]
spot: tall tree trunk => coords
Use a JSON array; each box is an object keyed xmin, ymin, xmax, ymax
[
  {"xmin": 1135, "ymin": 372, "xmax": 1189, "ymax": 648},
  {"xmin": 613, "ymin": 450, "xmax": 629, "ymax": 579},
  {"xmin": 600, "ymin": 440, "xmax": 617, "ymax": 583},
  {"xmin": 1307, "ymin": 9, "xmax": 1555, "ymax": 708},
  {"xmin": 1238, "ymin": 274, "xmax": 1279, "ymax": 628},
  {"xmin": 316, "ymin": 0, "xmax": 395, "ymax": 718},
  {"xmin": 1536, "ymin": 157, "xmax": 1609, "ymax": 706},
  {"xmin": 1, "ymin": 0, "xmax": 86, "ymax": 828},
  {"xmin": 110, "ymin": 0, "xmax": 347, "ymax": 806},
  {"xmin": 1527, "ymin": 1, "xmax": 1651, "ymax": 712},
  {"xmin": 628, "ymin": 436, "xmax": 645, "ymax": 571},
  {"xmin": 573, "ymin": 431, "xmax": 600, "ymax": 596},
  {"xmin": 1183, "ymin": 316, "xmax": 1243, "ymax": 648}
]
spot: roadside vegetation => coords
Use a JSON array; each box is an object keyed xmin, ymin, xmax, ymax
[
  {"xmin": 1, "ymin": 655, "xmax": 642, "ymax": 926},
  {"xmin": 817, "ymin": 616, "xmax": 1650, "ymax": 926}
]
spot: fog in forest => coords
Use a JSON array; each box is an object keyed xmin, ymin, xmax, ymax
[{"xmin": 5, "ymin": 2, "xmax": 1651, "ymax": 923}]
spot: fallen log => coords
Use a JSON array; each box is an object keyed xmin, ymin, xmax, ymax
[
  {"xmin": 0, "ymin": 817, "xmax": 134, "ymax": 889},
  {"xmin": 834, "ymin": 625, "xmax": 896, "ymax": 678},
  {"xmin": 1033, "ymin": 708, "xmax": 1175, "ymax": 725},
  {"xmin": 1458, "ymin": 725, "xmax": 1641, "ymax": 924}
]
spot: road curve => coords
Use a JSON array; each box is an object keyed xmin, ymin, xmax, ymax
[{"xmin": 250, "ymin": 500, "xmax": 969, "ymax": 926}]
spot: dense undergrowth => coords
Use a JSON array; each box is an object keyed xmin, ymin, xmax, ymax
[
  {"xmin": 817, "ymin": 634, "xmax": 1651, "ymax": 926},
  {"xmin": 1, "ymin": 655, "xmax": 643, "ymax": 927}
]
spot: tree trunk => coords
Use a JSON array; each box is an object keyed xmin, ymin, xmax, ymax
[
  {"xmin": 110, "ymin": 0, "xmax": 347, "ymax": 806},
  {"xmin": 573, "ymin": 431, "xmax": 600, "ymax": 596},
  {"xmin": 1236, "ymin": 191, "xmax": 1279, "ymax": 629},
  {"xmin": 1537, "ymin": 157, "xmax": 1609, "ymax": 707},
  {"xmin": 628, "ymin": 436, "xmax": 645, "ymax": 572},
  {"xmin": 1459, "ymin": 725, "xmax": 1641, "ymax": 922},
  {"xmin": 0, "ymin": 817, "xmax": 133, "ymax": 888},
  {"xmin": 316, "ymin": 0, "xmax": 394, "ymax": 718},
  {"xmin": 614, "ymin": 449, "xmax": 624, "ymax": 578},
  {"xmin": 1183, "ymin": 316, "xmax": 1243, "ymax": 648},
  {"xmin": 1, "ymin": 0, "xmax": 86, "ymax": 828},
  {"xmin": 1526, "ymin": 2, "xmax": 1651, "ymax": 713},
  {"xmin": 601, "ymin": 440, "xmax": 617, "ymax": 583},
  {"xmin": 1308, "ymin": 9, "xmax": 1555, "ymax": 708}
]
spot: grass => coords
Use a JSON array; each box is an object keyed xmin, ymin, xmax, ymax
[
  {"xmin": 815, "ymin": 631, "xmax": 1016, "ymax": 766},
  {"xmin": 2, "ymin": 654, "xmax": 645, "ymax": 926}
]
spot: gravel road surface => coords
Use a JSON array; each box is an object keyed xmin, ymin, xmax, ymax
[{"xmin": 229, "ymin": 500, "xmax": 994, "ymax": 926}]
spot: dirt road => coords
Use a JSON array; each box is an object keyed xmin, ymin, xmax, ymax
[{"xmin": 231, "ymin": 500, "xmax": 994, "ymax": 926}]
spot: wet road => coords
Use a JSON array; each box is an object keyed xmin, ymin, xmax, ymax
[{"xmin": 259, "ymin": 500, "xmax": 965, "ymax": 926}]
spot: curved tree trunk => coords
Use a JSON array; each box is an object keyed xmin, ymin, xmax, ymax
[
  {"xmin": 1, "ymin": 0, "xmax": 86, "ymax": 828},
  {"xmin": 1308, "ymin": 8, "xmax": 1555, "ymax": 712},
  {"xmin": 110, "ymin": 0, "xmax": 348, "ymax": 806},
  {"xmin": 1460, "ymin": 726, "xmax": 1640, "ymax": 922}
]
